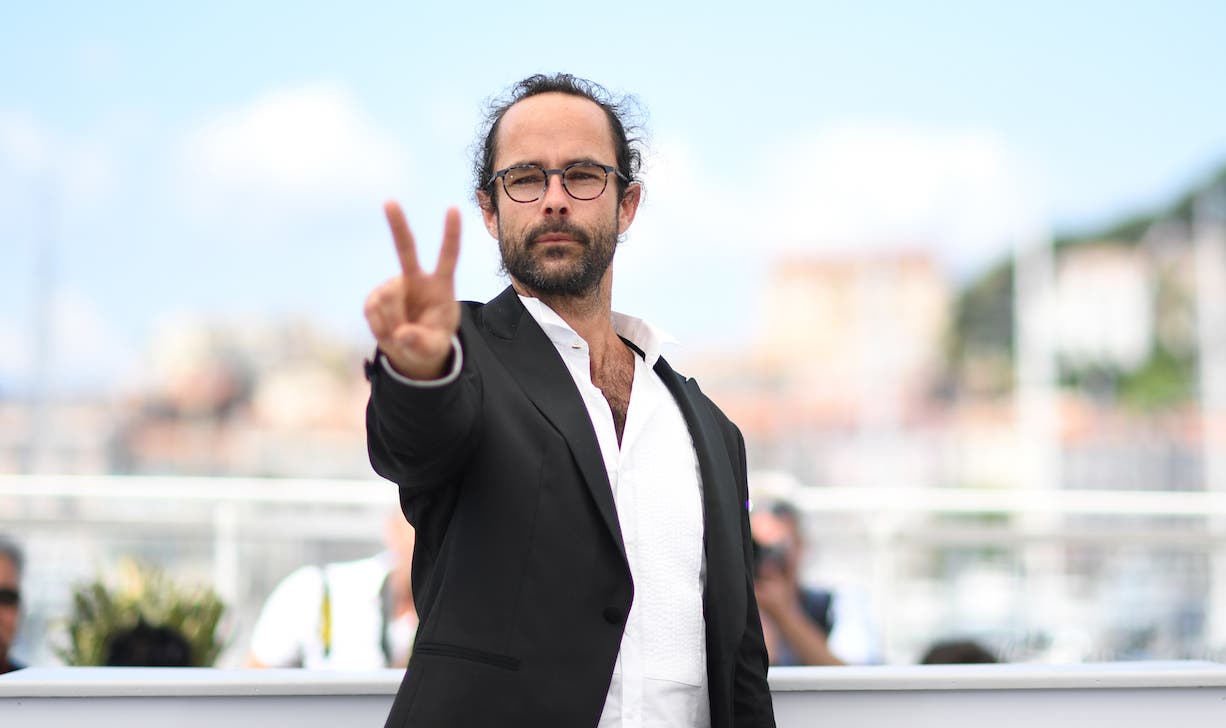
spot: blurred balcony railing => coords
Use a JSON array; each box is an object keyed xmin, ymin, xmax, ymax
[{"xmin": 2, "ymin": 474, "xmax": 1224, "ymax": 666}]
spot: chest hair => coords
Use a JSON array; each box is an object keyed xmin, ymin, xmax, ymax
[{"xmin": 590, "ymin": 345, "xmax": 635, "ymax": 445}]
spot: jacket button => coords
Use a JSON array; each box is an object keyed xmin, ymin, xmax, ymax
[{"xmin": 603, "ymin": 606, "xmax": 626, "ymax": 624}]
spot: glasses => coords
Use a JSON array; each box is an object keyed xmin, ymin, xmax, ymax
[
  {"xmin": 0, "ymin": 587, "xmax": 18, "ymax": 607},
  {"xmin": 487, "ymin": 162, "xmax": 627, "ymax": 203}
]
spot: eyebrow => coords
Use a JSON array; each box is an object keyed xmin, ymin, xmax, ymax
[{"xmin": 501, "ymin": 157, "xmax": 608, "ymax": 169}]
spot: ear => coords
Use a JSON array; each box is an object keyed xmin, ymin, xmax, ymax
[
  {"xmin": 477, "ymin": 189, "xmax": 500, "ymax": 239},
  {"xmin": 617, "ymin": 182, "xmax": 642, "ymax": 235}
]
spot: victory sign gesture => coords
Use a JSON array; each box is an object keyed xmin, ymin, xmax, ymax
[{"xmin": 364, "ymin": 201, "xmax": 462, "ymax": 380}]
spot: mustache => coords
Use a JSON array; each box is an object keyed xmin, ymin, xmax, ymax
[{"xmin": 525, "ymin": 219, "xmax": 591, "ymax": 246}]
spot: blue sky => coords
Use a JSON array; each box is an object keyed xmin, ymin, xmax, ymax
[{"xmin": 2, "ymin": 1, "xmax": 1225, "ymax": 394}]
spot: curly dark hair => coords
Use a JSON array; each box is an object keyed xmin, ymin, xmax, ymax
[{"xmin": 473, "ymin": 73, "xmax": 645, "ymax": 213}]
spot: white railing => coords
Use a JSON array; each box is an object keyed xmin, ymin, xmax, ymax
[{"xmin": 2, "ymin": 474, "xmax": 1223, "ymax": 667}]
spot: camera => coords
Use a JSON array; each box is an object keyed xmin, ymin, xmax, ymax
[{"xmin": 751, "ymin": 539, "xmax": 789, "ymax": 578}]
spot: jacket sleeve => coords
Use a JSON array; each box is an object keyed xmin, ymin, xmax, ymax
[
  {"xmin": 365, "ymin": 330, "xmax": 483, "ymax": 497},
  {"xmin": 728, "ymin": 424, "xmax": 777, "ymax": 727}
]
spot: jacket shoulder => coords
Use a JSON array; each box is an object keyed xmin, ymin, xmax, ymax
[{"xmin": 662, "ymin": 358, "xmax": 739, "ymax": 433}]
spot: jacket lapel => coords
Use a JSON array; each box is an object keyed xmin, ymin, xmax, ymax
[
  {"xmin": 478, "ymin": 287, "xmax": 627, "ymax": 560},
  {"xmin": 655, "ymin": 357, "xmax": 746, "ymax": 649}
]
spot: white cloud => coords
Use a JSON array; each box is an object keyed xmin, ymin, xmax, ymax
[
  {"xmin": 173, "ymin": 82, "xmax": 412, "ymax": 219},
  {"xmin": 756, "ymin": 122, "xmax": 1041, "ymax": 273},
  {"xmin": 0, "ymin": 111, "xmax": 50, "ymax": 173},
  {"xmin": 631, "ymin": 121, "xmax": 1042, "ymax": 276},
  {"xmin": 614, "ymin": 122, "xmax": 1044, "ymax": 349}
]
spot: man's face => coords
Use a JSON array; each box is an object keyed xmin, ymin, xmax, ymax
[
  {"xmin": 0, "ymin": 555, "xmax": 19, "ymax": 661},
  {"xmin": 480, "ymin": 92, "xmax": 640, "ymax": 298},
  {"xmin": 750, "ymin": 511, "xmax": 801, "ymax": 582}
]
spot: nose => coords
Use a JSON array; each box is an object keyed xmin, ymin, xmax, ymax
[{"xmin": 540, "ymin": 172, "xmax": 570, "ymax": 216}]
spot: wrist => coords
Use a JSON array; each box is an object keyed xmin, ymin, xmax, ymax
[
  {"xmin": 378, "ymin": 336, "xmax": 463, "ymax": 387},
  {"xmin": 384, "ymin": 351, "xmax": 448, "ymax": 380}
]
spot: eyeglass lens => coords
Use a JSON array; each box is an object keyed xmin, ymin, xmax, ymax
[
  {"xmin": 0, "ymin": 587, "xmax": 19, "ymax": 606},
  {"xmin": 502, "ymin": 164, "xmax": 610, "ymax": 203}
]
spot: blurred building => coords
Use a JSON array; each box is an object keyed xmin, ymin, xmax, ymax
[
  {"xmin": 111, "ymin": 316, "xmax": 371, "ymax": 478},
  {"xmin": 691, "ymin": 250, "xmax": 952, "ymax": 487},
  {"xmin": 1050, "ymin": 243, "xmax": 1153, "ymax": 371},
  {"xmin": 1, "ymin": 316, "xmax": 373, "ymax": 479}
]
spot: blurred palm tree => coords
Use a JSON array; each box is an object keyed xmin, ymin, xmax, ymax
[{"xmin": 56, "ymin": 558, "xmax": 227, "ymax": 667}]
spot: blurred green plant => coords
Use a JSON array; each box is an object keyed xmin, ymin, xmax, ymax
[
  {"xmin": 1118, "ymin": 345, "xmax": 1196, "ymax": 411},
  {"xmin": 56, "ymin": 558, "xmax": 227, "ymax": 667}
]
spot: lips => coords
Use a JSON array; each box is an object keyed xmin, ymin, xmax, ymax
[
  {"xmin": 534, "ymin": 233, "xmax": 576, "ymax": 244},
  {"xmin": 525, "ymin": 220, "xmax": 589, "ymax": 248}
]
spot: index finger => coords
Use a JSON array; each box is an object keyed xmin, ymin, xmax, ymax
[{"xmin": 384, "ymin": 200, "xmax": 420, "ymax": 277}]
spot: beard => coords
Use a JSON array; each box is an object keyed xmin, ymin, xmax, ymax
[{"xmin": 498, "ymin": 215, "xmax": 618, "ymax": 298}]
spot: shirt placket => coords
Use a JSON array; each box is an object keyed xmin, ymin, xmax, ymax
[
  {"xmin": 567, "ymin": 337, "xmax": 643, "ymax": 727},
  {"xmin": 616, "ymin": 357, "xmax": 655, "ymax": 727}
]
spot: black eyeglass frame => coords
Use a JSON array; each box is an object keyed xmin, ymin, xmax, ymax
[{"xmin": 485, "ymin": 162, "xmax": 628, "ymax": 203}]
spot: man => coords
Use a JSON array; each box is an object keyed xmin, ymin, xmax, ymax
[
  {"xmin": 751, "ymin": 500, "xmax": 880, "ymax": 667},
  {"xmin": 0, "ymin": 536, "xmax": 25, "ymax": 674},
  {"xmin": 364, "ymin": 74, "xmax": 775, "ymax": 727},
  {"xmin": 246, "ymin": 512, "xmax": 417, "ymax": 669}
]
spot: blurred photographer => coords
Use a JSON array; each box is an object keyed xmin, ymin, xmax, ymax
[{"xmin": 750, "ymin": 500, "xmax": 846, "ymax": 666}]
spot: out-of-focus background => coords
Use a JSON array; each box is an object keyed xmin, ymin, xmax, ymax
[{"xmin": 3, "ymin": 1, "xmax": 1226, "ymax": 668}]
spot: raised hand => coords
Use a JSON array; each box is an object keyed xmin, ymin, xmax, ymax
[{"xmin": 364, "ymin": 201, "xmax": 462, "ymax": 380}]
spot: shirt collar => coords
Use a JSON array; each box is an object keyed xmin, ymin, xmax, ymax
[{"xmin": 517, "ymin": 295, "xmax": 678, "ymax": 368}]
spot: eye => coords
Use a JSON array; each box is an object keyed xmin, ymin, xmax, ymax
[
  {"xmin": 565, "ymin": 165, "xmax": 603, "ymax": 182},
  {"xmin": 504, "ymin": 167, "xmax": 545, "ymax": 187}
]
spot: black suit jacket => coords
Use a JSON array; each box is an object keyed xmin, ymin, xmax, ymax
[{"xmin": 367, "ymin": 286, "xmax": 775, "ymax": 728}]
